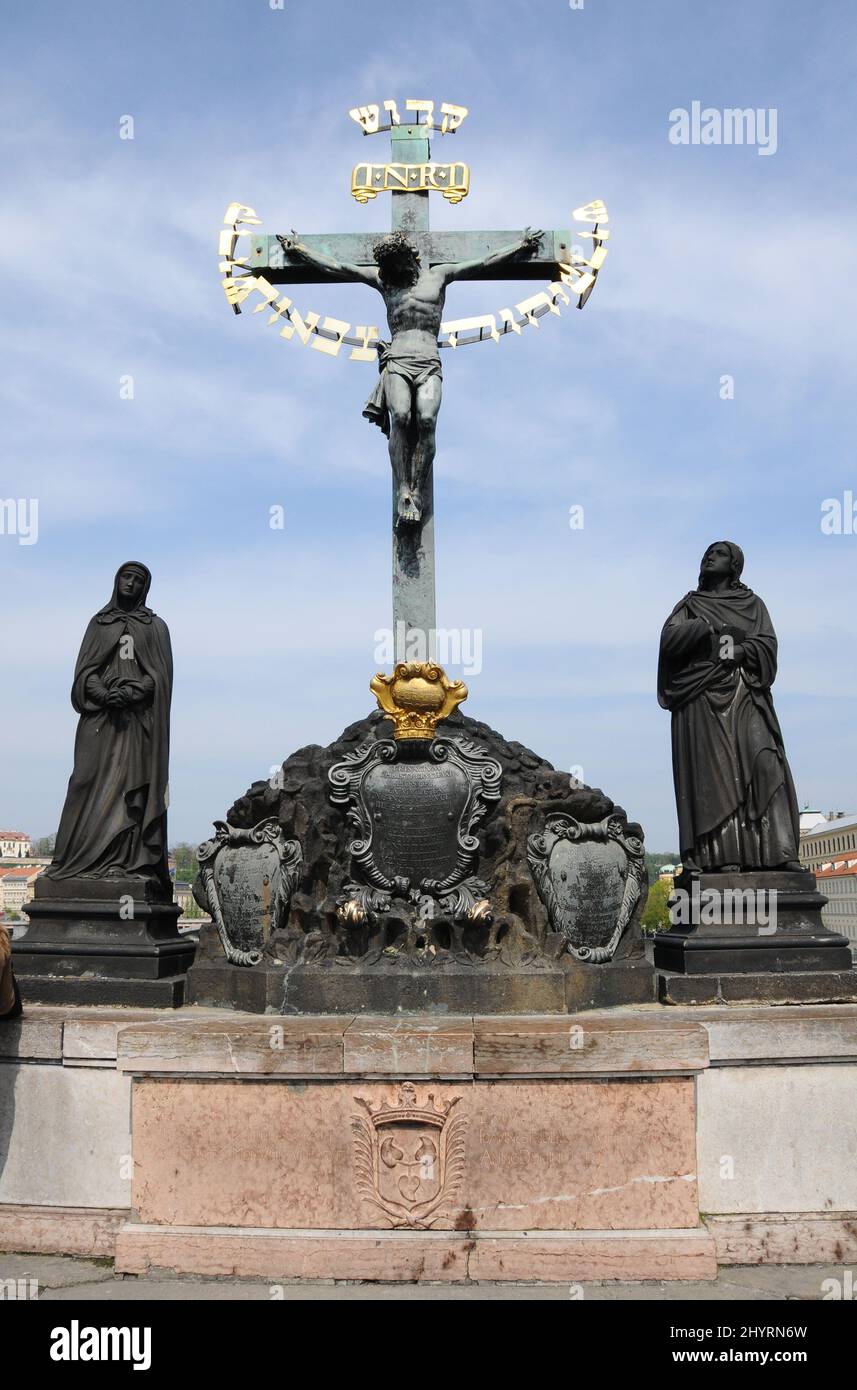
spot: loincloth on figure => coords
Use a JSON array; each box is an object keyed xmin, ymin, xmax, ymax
[{"xmin": 362, "ymin": 342, "xmax": 442, "ymax": 438}]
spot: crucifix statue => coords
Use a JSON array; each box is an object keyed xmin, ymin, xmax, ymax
[
  {"xmin": 230, "ymin": 103, "xmax": 606, "ymax": 655},
  {"xmin": 276, "ymin": 223, "xmax": 544, "ymax": 528}
]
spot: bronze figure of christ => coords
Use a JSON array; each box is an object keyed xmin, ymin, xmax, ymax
[{"xmin": 277, "ymin": 227, "xmax": 543, "ymax": 525}]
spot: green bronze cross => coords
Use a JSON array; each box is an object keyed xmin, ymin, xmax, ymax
[{"xmin": 242, "ymin": 116, "xmax": 585, "ymax": 659}]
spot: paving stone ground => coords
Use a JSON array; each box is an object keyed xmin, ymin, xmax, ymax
[{"xmin": 0, "ymin": 1253, "xmax": 850, "ymax": 1300}]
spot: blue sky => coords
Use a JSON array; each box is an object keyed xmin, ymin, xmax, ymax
[{"xmin": 1, "ymin": 0, "xmax": 855, "ymax": 851}]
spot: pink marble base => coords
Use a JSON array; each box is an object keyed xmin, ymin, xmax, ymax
[
  {"xmin": 0, "ymin": 1203, "xmax": 125, "ymax": 1257},
  {"xmin": 115, "ymin": 1224, "xmax": 717, "ymax": 1282},
  {"xmin": 132, "ymin": 1076, "xmax": 698, "ymax": 1232}
]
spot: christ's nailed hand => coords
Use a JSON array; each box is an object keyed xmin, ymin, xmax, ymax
[{"xmin": 522, "ymin": 227, "xmax": 544, "ymax": 250}]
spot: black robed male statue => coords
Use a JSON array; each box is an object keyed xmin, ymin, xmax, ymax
[{"xmin": 278, "ymin": 226, "xmax": 543, "ymax": 525}]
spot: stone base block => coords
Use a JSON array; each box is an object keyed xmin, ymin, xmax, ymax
[
  {"xmin": 0, "ymin": 1204, "xmax": 127, "ymax": 1258},
  {"xmin": 562, "ymin": 956, "xmax": 656, "ymax": 1012},
  {"xmin": 696, "ymin": 1061, "xmax": 857, "ymax": 1213},
  {"xmin": 653, "ymin": 869, "xmax": 854, "ymax": 980},
  {"xmin": 5, "ymin": 1002, "xmax": 857, "ymax": 1283},
  {"xmin": 14, "ymin": 974, "xmax": 191, "ymax": 1007},
  {"xmin": 13, "ymin": 883, "xmax": 195, "ymax": 1008},
  {"xmin": 15, "ymin": 937, "xmax": 194, "ymax": 982},
  {"xmin": 707, "ymin": 1212, "xmax": 857, "ymax": 1266},
  {"xmin": 0, "ymin": 1062, "xmax": 132, "ymax": 1208},
  {"xmin": 115, "ymin": 1224, "xmax": 717, "ymax": 1282},
  {"xmin": 186, "ymin": 955, "xmax": 655, "ymax": 1016},
  {"xmin": 129, "ymin": 1074, "xmax": 700, "ymax": 1232},
  {"xmin": 658, "ymin": 970, "xmax": 857, "ymax": 1006},
  {"xmin": 654, "ymin": 939, "xmax": 853, "ymax": 974}
]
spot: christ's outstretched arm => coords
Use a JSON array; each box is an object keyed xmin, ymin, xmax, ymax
[
  {"xmin": 276, "ymin": 232, "xmax": 380, "ymax": 288},
  {"xmin": 439, "ymin": 227, "xmax": 545, "ymax": 285}
]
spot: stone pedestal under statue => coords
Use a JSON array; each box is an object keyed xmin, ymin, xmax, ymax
[
  {"xmin": 654, "ymin": 868, "xmax": 857, "ymax": 1005},
  {"xmin": 188, "ymin": 947, "xmax": 655, "ymax": 1016},
  {"xmin": 7, "ymin": 1000, "xmax": 857, "ymax": 1282},
  {"xmin": 185, "ymin": 670, "xmax": 655, "ymax": 1016},
  {"xmin": 14, "ymin": 876, "xmax": 196, "ymax": 1008}
]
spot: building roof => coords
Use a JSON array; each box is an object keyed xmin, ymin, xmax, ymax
[
  {"xmin": 816, "ymin": 858, "xmax": 857, "ymax": 879},
  {"xmin": 0, "ymin": 831, "xmax": 30, "ymax": 840},
  {"xmin": 802, "ymin": 813, "xmax": 857, "ymax": 840}
]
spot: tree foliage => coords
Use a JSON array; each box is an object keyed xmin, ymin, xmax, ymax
[
  {"xmin": 641, "ymin": 878, "xmax": 672, "ymax": 932},
  {"xmin": 171, "ymin": 842, "xmax": 200, "ymax": 883},
  {"xmin": 644, "ymin": 851, "xmax": 679, "ymax": 883}
]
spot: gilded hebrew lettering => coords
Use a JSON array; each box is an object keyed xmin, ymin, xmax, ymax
[
  {"xmin": 347, "ymin": 98, "xmax": 469, "ymax": 136},
  {"xmin": 312, "ymin": 316, "xmax": 351, "ymax": 357},
  {"xmin": 405, "ymin": 98, "xmax": 434, "ymax": 129},
  {"xmin": 441, "ymin": 313, "xmax": 501, "ymax": 348},
  {"xmin": 572, "ymin": 200, "xmax": 609, "ymax": 223},
  {"xmin": 439, "ymin": 102, "xmax": 468, "ymax": 134},
  {"xmin": 349, "ymin": 104, "xmax": 380, "ymax": 134},
  {"xmin": 350, "ymin": 325, "xmax": 381, "ymax": 362}
]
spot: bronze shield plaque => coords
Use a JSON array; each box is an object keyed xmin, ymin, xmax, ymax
[
  {"xmin": 210, "ymin": 842, "xmax": 283, "ymax": 953},
  {"xmin": 362, "ymin": 757, "xmax": 470, "ymax": 887},
  {"xmin": 328, "ymin": 736, "xmax": 502, "ymax": 911},
  {"xmin": 527, "ymin": 813, "xmax": 646, "ymax": 962},
  {"xmin": 549, "ymin": 836, "xmax": 627, "ymax": 950},
  {"xmin": 196, "ymin": 819, "xmax": 303, "ymax": 966}
]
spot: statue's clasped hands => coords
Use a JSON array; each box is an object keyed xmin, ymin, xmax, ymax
[{"xmin": 104, "ymin": 687, "xmax": 133, "ymax": 709}]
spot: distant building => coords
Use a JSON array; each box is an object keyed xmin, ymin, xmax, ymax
[
  {"xmin": 0, "ymin": 831, "xmax": 32, "ymax": 860},
  {"xmin": 658, "ymin": 863, "xmax": 680, "ymax": 888},
  {"xmin": 799, "ymin": 811, "xmax": 857, "ymax": 943},
  {"xmin": 174, "ymin": 880, "xmax": 195, "ymax": 912},
  {"xmin": 0, "ymin": 863, "xmax": 45, "ymax": 916},
  {"xmin": 800, "ymin": 811, "xmax": 857, "ymax": 872},
  {"xmin": 799, "ymin": 805, "xmax": 827, "ymax": 834},
  {"xmin": 815, "ymin": 860, "xmax": 857, "ymax": 944},
  {"xmin": 173, "ymin": 879, "xmax": 207, "ymax": 929},
  {"xmin": 0, "ymin": 866, "xmax": 22, "ymax": 911}
]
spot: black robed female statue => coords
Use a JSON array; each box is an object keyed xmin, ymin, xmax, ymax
[
  {"xmin": 658, "ymin": 541, "xmax": 801, "ymax": 874},
  {"xmin": 47, "ymin": 562, "xmax": 173, "ymax": 894}
]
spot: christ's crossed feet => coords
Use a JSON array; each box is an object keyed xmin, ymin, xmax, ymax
[{"xmin": 397, "ymin": 484, "xmax": 422, "ymax": 525}]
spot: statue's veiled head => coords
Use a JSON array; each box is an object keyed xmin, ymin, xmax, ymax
[
  {"xmin": 373, "ymin": 232, "xmax": 421, "ymax": 286},
  {"xmin": 698, "ymin": 540, "xmax": 745, "ymax": 590},
  {"xmin": 112, "ymin": 561, "xmax": 151, "ymax": 610}
]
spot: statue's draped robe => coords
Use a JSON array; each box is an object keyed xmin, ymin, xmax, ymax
[
  {"xmin": 657, "ymin": 586, "xmax": 799, "ymax": 870},
  {"xmin": 47, "ymin": 586, "xmax": 173, "ymax": 892}
]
